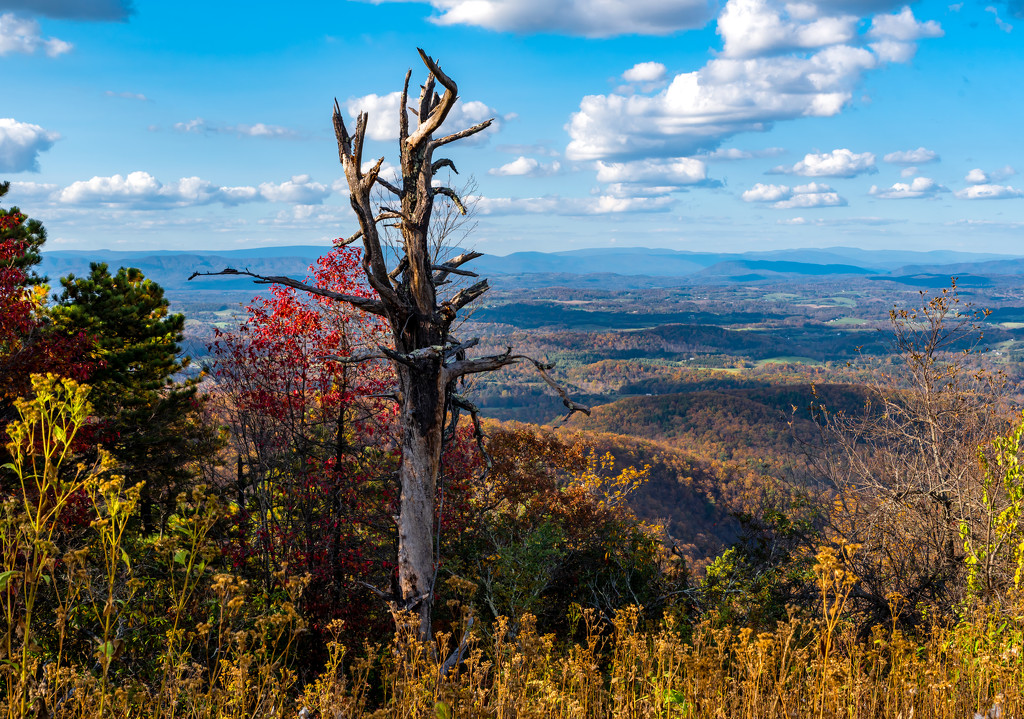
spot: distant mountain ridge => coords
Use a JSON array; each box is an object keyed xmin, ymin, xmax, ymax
[{"xmin": 39, "ymin": 245, "xmax": 1024, "ymax": 292}]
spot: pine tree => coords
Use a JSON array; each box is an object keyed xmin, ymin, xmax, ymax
[
  {"xmin": 0, "ymin": 181, "xmax": 47, "ymax": 284},
  {"xmin": 53, "ymin": 263, "xmax": 223, "ymax": 529}
]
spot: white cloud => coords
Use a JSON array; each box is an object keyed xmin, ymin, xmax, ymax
[
  {"xmin": 595, "ymin": 157, "xmax": 710, "ymax": 185},
  {"xmin": 869, "ymin": 176, "xmax": 945, "ymax": 198},
  {"xmin": 742, "ymin": 182, "xmax": 792, "ymax": 202},
  {"xmin": 779, "ymin": 215, "xmax": 903, "ymax": 226},
  {"xmin": 986, "ymin": 6, "xmax": 1013, "ymax": 31},
  {"xmin": 775, "ymin": 188, "xmax": 846, "ymax": 208},
  {"xmin": 867, "ymin": 7, "xmax": 943, "ymax": 62},
  {"xmin": 742, "ymin": 181, "xmax": 845, "ymax": 208},
  {"xmin": 883, "ymin": 146, "xmax": 939, "ymax": 165},
  {"xmin": 0, "ymin": 118, "xmax": 59, "ymax": 172},
  {"xmin": 371, "ymin": 0, "xmax": 714, "ymax": 37},
  {"xmin": 345, "ymin": 92, "xmax": 502, "ymax": 144},
  {"xmin": 704, "ymin": 146, "xmax": 785, "ymax": 160},
  {"xmin": 56, "ymin": 171, "xmax": 330, "ymax": 208},
  {"xmin": 232, "ymin": 123, "xmax": 296, "ymax": 138},
  {"xmin": 473, "ymin": 194, "xmax": 675, "ymax": 216},
  {"xmin": 717, "ymin": 0, "xmax": 859, "ymax": 58},
  {"xmin": 58, "ymin": 172, "xmax": 257, "ymax": 208},
  {"xmin": 965, "ymin": 168, "xmax": 989, "ymax": 184},
  {"xmin": 900, "ymin": 166, "xmax": 918, "ymax": 178},
  {"xmin": 622, "ymin": 61, "xmax": 667, "ymax": 83},
  {"xmin": 257, "ymin": 175, "xmax": 331, "ymax": 204},
  {"xmin": 173, "ymin": 117, "xmax": 298, "ymax": 139},
  {"xmin": 603, "ymin": 183, "xmax": 682, "ymax": 198},
  {"xmin": 174, "ymin": 118, "xmax": 208, "ymax": 134},
  {"xmin": 488, "ymin": 156, "xmax": 561, "ymax": 177},
  {"xmin": 0, "ymin": 13, "xmax": 71, "ymax": 57},
  {"xmin": 565, "ymin": 4, "xmax": 942, "ymax": 162},
  {"xmin": 105, "ymin": 90, "xmax": 149, "ymax": 101},
  {"xmin": 955, "ymin": 183, "xmax": 1024, "ymax": 200},
  {"xmin": 773, "ymin": 148, "xmax": 876, "ymax": 177},
  {"xmin": 568, "ymin": 47, "xmax": 873, "ymax": 161},
  {"xmin": 7, "ymin": 180, "xmax": 57, "ymax": 200}
]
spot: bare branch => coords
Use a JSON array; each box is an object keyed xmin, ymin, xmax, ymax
[
  {"xmin": 432, "ymin": 158, "xmax": 458, "ymax": 175},
  {"xmin": 431, "ymin": 119, "xmax": 493, "ymax": 150},
  {"xmin": 408, "ymin": 48, "xmax": 458, "ymax": 144},
  {"xmin": 431, "ymin": 263, "xmax": 478, "ymax": 278},
  {"xmin": 418, "ymin": 48, "xmax": 457, "ymax": 93},
  {"xmin": 321, "ymin": 348, "xmax": 392, "ymax": 364},
  {"xmin": 448, "ymin": 279, "xmax": 489, "ymax": 312},
  {"xmin": 450, "ymin": 393, "xmax": 491, "ymax": 469},
  {"xmin": 353, "ymin": 112, "xmax": 368, "ymax": 174},
  {"xmin": 433, "ymin": 186, "xmax": 467, "ymax": 215},
  {"xmin": 376, "ymin": 176, "xmax": 403, "ymax": 196},
  {"xmin": 332, "ymin": 99, "xmax": 351, "ymax": 163},
  {"xmin": 188, "ymin": 268, "xmax": 386, "ymax": 315},
  {"xmin": 432, "ymin": 251, "xmax": 483, "ymax": 284},
  {"xmin": 445, "ymin": 351, "xmax": 590, "ymax": 421},
  {"xmin": 336, "ymin": 229, "xmax": 362, "ymax": 247},
  {"xmin": 527, "ymin": 357, "xmax": 592, "ymax": 421},
  {"xmin": 389, "ymin": 257, "xmax": 409, "ymax": 281},
  {"xmin": 399, "ymin": 69, "xmax": 412, "ymax": 145},
  {"xmin": 444, "ymin": 336, "xmax": 480, "ymax": 359}
]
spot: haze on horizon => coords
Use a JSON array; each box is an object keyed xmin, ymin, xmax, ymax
[{"xmin": 2, "ymin": 0, "xmax": 1022, "ymax": 256}]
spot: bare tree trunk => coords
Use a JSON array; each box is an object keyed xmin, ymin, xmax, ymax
[
  {"xmin": 395, "ymin": 361, "xmax": 445, "ymax": 635},
  {"xmin": 194, "ymin": 48, "xmax": 587, "ymax": 640}
]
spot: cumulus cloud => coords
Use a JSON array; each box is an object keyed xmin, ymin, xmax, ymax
[
  {"xmin": 742, "ymin": 181, "xmax": 846, "ymax": 208},
  {"xmin": 869, "ymin": 176, "xmax": 946, "ymax": 198},
  {"xmin": 173, "ymin": 117, "xmax": 299, "ymax": 139},
  {"xmin": 257, "ymin": 175, "xmax": 331, "ymax": 204},
  {"xmin": 474, "ymin": 193, "xmax": 675, "ymax": 216},
  {"xmin": 0, "ymin": 118, "xmax": 59, "ymax": 172},
  {"xmin": 345, "ymin": 92, "xmax": 503, "ymax": 144},
  {"xmin": 772, "ymin": 148, "xmax": 876, "ymax": 177},
  {"xmin": 867, "ymin": 7, "xmax": 943, "ymax": 62},
  {"xmin": 370, "ymin": 0, "xmax": 714, "ymax": 37},
  {"xmin": 742, "ymin": 182, "xmax": 792, "ymax": 202},
  {"xmin": 965, "ymin": 168, "xmax": 989, "ymax": 184},
  {"xmin": 566, "ymin": 4, "xmax": 942, "ymax": 162},
  {"xmin": 717, "ymin": 0, "xmax": 859, "ymax": 58},
  {"xmin": 623, "ymin": 62, "xmax": 667, "ymax": 84},
  {"xmin": 0, "ymin": 13, "xmax": 71, "ymax": 56},
  {"xmin": 488, "ymin": 156, "xmax": 561, "ymax": 177},
  {"xmin": 955, "ymin": 183, "xmax": 1024, "ymax": 200},
  {"xmin": 56, "ymin": 172, "xmax": 330, "ymax": 208},
  {"xmin": 595, "ymin": 157, "xmax": 711, "ymax": 185},
  {"xmin": 883, "ymin": 146, "xmax": 939, "ymax": 165},
  {"xmin": 0, "ymin": 0, "xmax": 133, "ymax": 21}
]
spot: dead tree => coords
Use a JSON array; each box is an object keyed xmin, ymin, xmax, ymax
[{"xmin": 192, "ymin": 48, "xmax": 587, "ymax": 639}]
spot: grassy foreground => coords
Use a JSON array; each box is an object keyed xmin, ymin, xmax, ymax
[{"xmin": 8, "ymin": 567, "xmax": 1024, "ymax": 718}]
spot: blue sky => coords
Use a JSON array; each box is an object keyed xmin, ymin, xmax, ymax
[{"xmin": 2, "ymin": 0, "xmax": 1023, "ymax": 255}]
